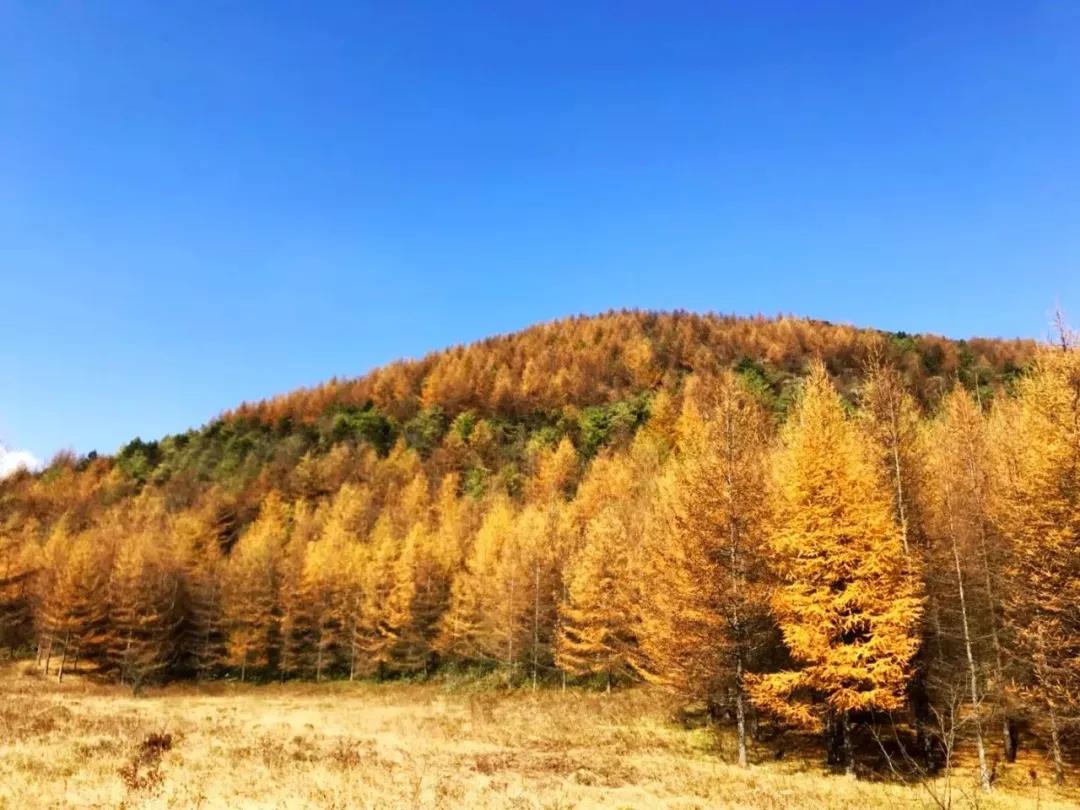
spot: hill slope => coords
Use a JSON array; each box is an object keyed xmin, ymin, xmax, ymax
[
  {"xmin": 2, "ymin": 310, "xmax": 1035, "ymax": 539},
  {"xmin": 6, "ymin": 308, "xmax": 1079, "ymax": 786},
  {"xmin": 1, "ymin": 310, "xmax": 1034, "ymax": 534}
]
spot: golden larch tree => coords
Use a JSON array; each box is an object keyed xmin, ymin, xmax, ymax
[
  {"xmin": 556, "ymin": 507, "xmax": 638, "ymax": 690},
  {"xmin": 0, "ymin": 519, "xmax": 39, "ymax": 657},
  {"xmin": 169, "ymin": 508, "xmax": 226, "ymax": 679},
  {"xmin": 923, "ymin": 388, "xmax": 1011, "ymax": 789},
  {"xmin": 108, "ymin": 526, "xmax": 179, "ymax": 691},
  {"xmin": 222, "ymin": 492, "xmax": 290, "ymax": 681},
  {"xmin": 642, "ymin": 371, "xmax": 774, "ymax": 767},
  {"xmin": 748, "ymin": 362, "xmax": 923, "ymax": 776},
  {"xmin": 436, "ymin": 497, "xmax": 515, "ymax": 668},
  {"xmin": 353, "ymin": 516, "xmax": 400, "ymax": 679},
  {"xmin": 991, "ymin": 345, "xmax": 1080, "ymax": 784},
  {"xmin": 37, "ymin": 525, "xmax": 111, "ymax": 681},
  {"xmin": 513, "ymin": 502, "xmax": 563, "ymax": 688}
]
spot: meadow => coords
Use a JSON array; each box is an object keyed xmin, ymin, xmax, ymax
[{"xmin": 1, "ymin": 661, "xmax": 1076, "ymax": 809}]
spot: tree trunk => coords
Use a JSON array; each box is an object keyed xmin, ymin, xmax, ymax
[
  {"xmin": 121, "ymin": 628, "xmax": 133, "ymax": 686},
  {"xmin": 841, "ymin": 712, "xmax": 855, "ymax": 778},
  {"xmin": 506, "ymin": 571, "xmax": 515, "ymax": 683},
  {"xmin": 57, "ymin": 632, "xmax": 69, "ymax": 684},
  {"xmin": 977, "ymin": 522, "xmax": 1012, "ymax": 762},
  {"xmin": 532, "ymin": 562, "xmax": 539, "ymax": 692},
  {"xmin": 1003, "ymin": 717, "xmax": 1017, "ymax": 763},
  {"xmin": 1048, "ymin": 700, "xmax": 1065, "ymax": 785},
  {"xmin": 825, "ymin": 713, "xmax": 841, "ymax": 766},
  {"xmin": 200, "ymin": 624, "xmax": 212, "ymax": 682},
  {"xmin": 951, "ymin": 527, "xmax": 991, "ymax": 792},
  {"xmin": 967, "ymin": 445, "xmax": 1013, "ymax": 765},
  {"xmin": 941, "ymin": 477, "xmax": 992, "ymax": 792},
  {"xmin": 349, "ymin": 609, "xmax": 358, "ymax": 682},
  {"xmin": 887, "ymin": 406, "xmax": 910, "ymax": 559},
  {"xmin": 735, "ymin": 681, "xmax": 748, "ymax": 768},
  {"xmin": 929, "ymin": 593, "xmax": 947, "ymax": 665}
]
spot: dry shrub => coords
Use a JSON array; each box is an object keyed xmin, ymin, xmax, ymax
[
  {"xmin": 118, "ymin": 731, "xmax": 172, "ymax": 795},
  {"xmin": 473, "ymin": 751, "xmax": 516, "ymax": 775},
  {"xmin": 328, "ymin": 737, "xmax": 377, "ymax": 769},
  {"xmin": 74, "ymin": 737, "xmax": 125, "ymax": 758}
]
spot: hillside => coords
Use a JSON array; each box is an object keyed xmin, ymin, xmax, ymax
[
  {"xmin": 4, "ymin": 308, "xmax": 1076, "ymax": 793},
  {"xmin": 0, "ymin": 310, "xmax": 1035, "ymax": 534}
]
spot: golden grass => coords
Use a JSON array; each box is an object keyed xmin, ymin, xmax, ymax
[{"xmin": 0, "ymin": 661, "xmax": 1075, "ymax": 809}]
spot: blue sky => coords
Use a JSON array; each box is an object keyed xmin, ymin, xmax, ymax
[{"xmin": 2, "ymin": 2, "xmax": 1079, "ymax": 465}]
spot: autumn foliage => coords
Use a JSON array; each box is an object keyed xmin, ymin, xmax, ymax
[{"xmin": 1, "ymin": 310, "xmax": 1075, "ymax": 783}]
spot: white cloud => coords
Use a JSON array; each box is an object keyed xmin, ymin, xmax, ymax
[{"xmin": 0, "ymin": 446, "xmax": 41, "ymax": 479}]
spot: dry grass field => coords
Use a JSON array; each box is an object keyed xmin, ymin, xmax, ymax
[{"xmin": 0, "ymin": 660, "xmax": 1076, "ymax": 809}]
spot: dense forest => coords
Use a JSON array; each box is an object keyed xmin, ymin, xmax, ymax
[{"xmin": 2, "ymin": 310, "xmax": 1076, "ymax": 787}]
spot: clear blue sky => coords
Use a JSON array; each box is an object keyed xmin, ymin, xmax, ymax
[{"xmin": 2, "ymin": 2, "xmax": 1079, "ymax": 465}]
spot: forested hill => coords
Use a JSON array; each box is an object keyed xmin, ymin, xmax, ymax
[
  {"xmin": 7, "ymin": 309, "xmax": 1080, "ymax": 782},
  {"xmin": 229, "ymin": 309, "xmax": 1032, "ymax": 424},
  {"xmin": 1, "ymin": 310, "xmax": 1034, "ymax": 537}
]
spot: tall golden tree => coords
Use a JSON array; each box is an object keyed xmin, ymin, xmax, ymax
[
  {"xmin": 861, "ymin": 353, "xmax": 924, "ymax": 562},
  {"xmin": 37, "ymin": 525, "xmax": 111, "ymax": 681},
  {"xmin": 527, "ymin": 437, "xmax": 580, "ymax": 502},
  {"xmin": 222, "ymin": 493, "xmax": 289, "ymax": 681},
  {"xmin": 923, "ymin": 388, "xmax": 1011, "ymax": 789},
  {"xmin": 0, "ymin": 520, "xmax": 39, "ymax": 658},
  {"xmin": 555, "ymin": 436, "xmax": 660, "ymax": 689},
  {"xmin": 513, "ymin": 503, "xmax": 562, "ymax": 688},
  {"xmin": 353, "ymin": 515, "xmax": 402, "ymax": 678},
  {"xmin": 281, "ymin": 485, "xmax": 368, "ymax": 679},
  {"xmin": 108, "ymin": 527, "xmax": 179, "ymax": 691},
  {"xmin": 295, "ymin": 523, "xmax": 354, "ymax": 680},
  {"xmin": 379, "ymin": 515, "xmax": 453, "ymax": 676},
  {"xmin": 861, "ymin": 355, "xmax": 943, "ymax": 763},
  {"xmin": 436, "ymin": 497, "xmax": 516, "ymax": 668},
  {"xmin": 642, "ymin": 371, "xmax": 773, "ymax": 767},
  {"xmin": 556, "ymin": 507, "xmax": 639, "ymax": 690},
  {"xmin": 991, "ymin": 345, "xmax": 1080, "ymax": 784},
  {"xmin": 381, "ymin": 522, "xmax": 428, "ymax": 673},
  {"xmin": 169, "ymin": 508, "xmax": 226, "ymax": 679},
  {"xmin": 748, "ymin": 363, "xmax": 923, "ymax": 776}
]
